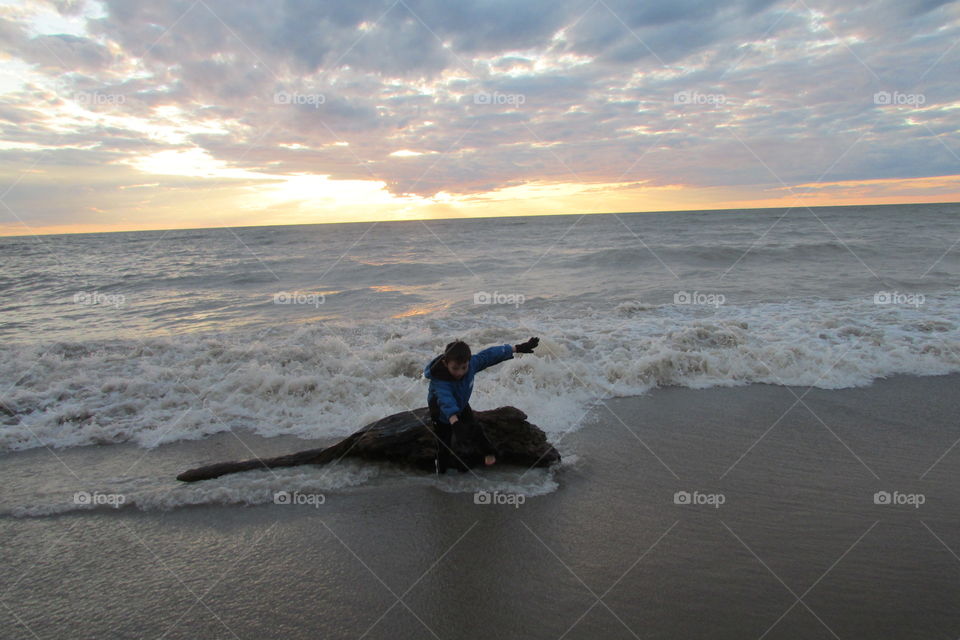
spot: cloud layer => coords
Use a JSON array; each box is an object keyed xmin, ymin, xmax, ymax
[{"xmin": 0, "ymin": 0, "xmax": 958, "ymax": 231}]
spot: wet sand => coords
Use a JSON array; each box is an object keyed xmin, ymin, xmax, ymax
[{"xmin": 3, "ymin": 374, "xmax": 960, "ymax": 639}]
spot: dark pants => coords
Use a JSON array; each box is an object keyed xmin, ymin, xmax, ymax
[{"xmin": 429, "ymin": 401, "xmax": 496, "ymax": 472}]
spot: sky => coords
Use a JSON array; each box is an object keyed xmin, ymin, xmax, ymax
[{"xmin": 0, "ymin": 0, "xmax": 958, "ymax": 236}]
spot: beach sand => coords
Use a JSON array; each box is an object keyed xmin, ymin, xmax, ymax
[{"xmin": 3, "ymin": 374, "xmax": 959, "ymax": 639}]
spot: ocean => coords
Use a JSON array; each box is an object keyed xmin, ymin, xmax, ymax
[
  {"xmin": 1, "ymin": 203, "xmax": 958, "ymax": 516},
  {"xmin": 4, "ymin": 203, "xmax": 960, "ymax": 640}
]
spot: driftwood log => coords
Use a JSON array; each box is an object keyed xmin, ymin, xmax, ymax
[{"xmin": 176, "ymin": 406, "xmax": 560, "ymax": 482}]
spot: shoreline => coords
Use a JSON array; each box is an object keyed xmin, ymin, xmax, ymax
[{"xmin": 3, "ymin": 373, "xmax": 959, "ymax": 639}]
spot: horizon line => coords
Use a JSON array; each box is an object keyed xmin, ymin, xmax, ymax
[{"xmin": 2, "ymin": 199, "xmax": 957, "ymax": 239}]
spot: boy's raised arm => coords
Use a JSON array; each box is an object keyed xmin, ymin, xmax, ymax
[
  {"xmin": 472, "ymin": 344, "xmax": 513, "ymax": 373},
  {"xmin": 472, "ymin": 337, "xmax": 540, "ymax": 373}
]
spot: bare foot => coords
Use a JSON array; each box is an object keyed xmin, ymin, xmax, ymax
[{"xmin": 484, "ymin": 454, "xmax": 496, "ymax": 466}]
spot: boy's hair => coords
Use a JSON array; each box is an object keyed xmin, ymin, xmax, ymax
[{"xmin": 442, "ymin": 340, "xmax": 471, "ymax": 364}]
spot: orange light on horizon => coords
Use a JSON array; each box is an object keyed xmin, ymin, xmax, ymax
[{"xmin": 1, "ymin": 172, "xmax": 958, "ymax": 237}]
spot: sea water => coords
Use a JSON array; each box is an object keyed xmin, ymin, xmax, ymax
[{"xmin": 1, "ymin": 203, "xmax": 958, "ymax": 514}]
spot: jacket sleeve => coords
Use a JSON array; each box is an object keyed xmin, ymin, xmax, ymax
[
  {"xmin": 433, "ymin": 380, "xmax": 461, "ymax": 420},
  {"xmin": 471, "ymin": 344, "xmax": 514, "ymax": 373}
]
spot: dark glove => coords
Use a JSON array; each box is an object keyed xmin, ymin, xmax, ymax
[{"xmin": 514, "ymin": 336, "xmax": 539, "ymax": 353}]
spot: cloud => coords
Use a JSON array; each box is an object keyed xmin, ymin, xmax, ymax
[
  {"xmin": 20, "ymin": 33, "xmax": 112, "ymax": 70},
  {"xmin": 0, "ymin": 0, "xmax": 958, "ymax": 231}
]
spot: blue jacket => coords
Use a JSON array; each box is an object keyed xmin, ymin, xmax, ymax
[{"xmin": 424, "ymin": 344, "xmax": 514, "ymax": 423}]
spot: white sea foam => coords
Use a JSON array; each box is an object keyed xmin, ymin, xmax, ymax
[
  {"xmin": 4, "ymin": 461, "xmax": 381, "ymax": 517},
  {"xmin": 3, "ymin": 457, "xmax": 570, "ymax": 517},
  {"xmin": 2, "ymin": 293, "xmax": 958, "ymax": 454}
]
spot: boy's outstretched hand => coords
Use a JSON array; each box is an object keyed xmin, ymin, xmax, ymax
[{"xmin": 514, "ymin": 336, "xmax": 539, "ymax": 353}]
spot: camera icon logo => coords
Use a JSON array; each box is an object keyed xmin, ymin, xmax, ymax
[
  {"xmin": 73, "ymin": 491, "xmax": 92, "ymax": 505},
  {"xmin": 873, "ymin": 291, "xmax": 892, "ymax": 304},
  {"xmin": 673, "ymin": 91, "xmax": 691, "ymax": 104},
  {"xmin": 474, "ymin": 92, "xmax": 492, "ymax": 105},
  {"xmin": 674, "ymin": 291, "xmax": 691, "ymax": 304},
  {"xmin": 873, "ymin": 91, "xmax": 891, "ymax": 105},
  {"xmin": 873, "ymin": 490, "xmax": 891, "ymax": 505},
  {"xmin": 473, "ymin": 291, "xmax": 491, "ymax": 304},
  {"xmin": 474, "ymin": 490, "xmax": 492, "ymax": 504},
  {"xmin": 273, "ymin": 491, "xmax": 291, "ymax": 505},
  {"xmin": 673, "ymin": 491, "xmax": 691, "ymax": 505}
]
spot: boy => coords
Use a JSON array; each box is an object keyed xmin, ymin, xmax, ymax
[{"xmin": 424, "ymin": 337, "xmax": 540, "ymax": 474}]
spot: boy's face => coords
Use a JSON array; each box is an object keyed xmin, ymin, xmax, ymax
[{"xmin": 444, "ymin": 358, "xmax": 469, "ymax": 379}]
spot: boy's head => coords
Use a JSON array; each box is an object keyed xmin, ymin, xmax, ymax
[{"xmin": 442, "ymin": 340, "xmax": 471, "ymax": 379}]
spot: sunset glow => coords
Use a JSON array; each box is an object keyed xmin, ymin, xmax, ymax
[{"xmin": 0, "ymin": 0, "xmax": 958, "ymax": 235}]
